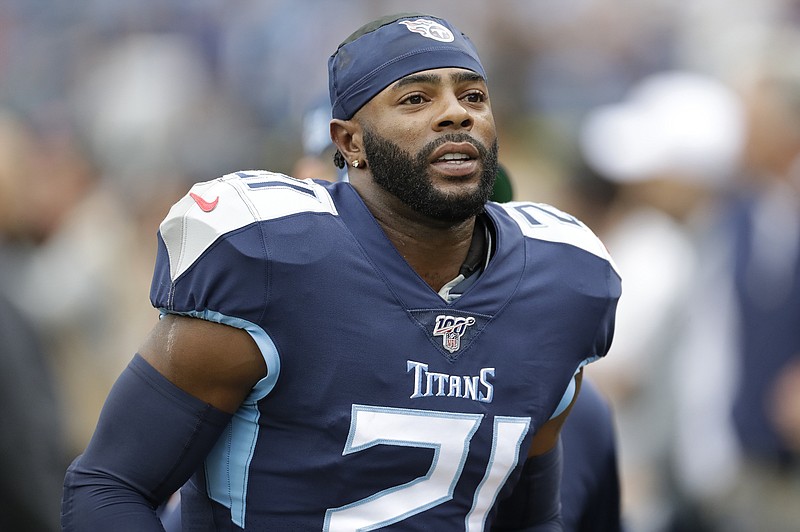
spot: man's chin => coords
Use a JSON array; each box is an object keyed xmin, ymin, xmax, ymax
[
  {"xmin": 424, "ymin": 192, "xmax": 490, "ymax": 222},
  {"xmin": 428, "ymin": 172, "xmax": 485, "ymax": 194}
]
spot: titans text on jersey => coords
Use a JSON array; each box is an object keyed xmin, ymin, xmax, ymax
[{"xmin": 407, "ymin": 360, "xmax": 495, "ymax": 402}]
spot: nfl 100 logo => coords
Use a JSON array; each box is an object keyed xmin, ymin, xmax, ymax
[{"xmin": 433, "ymin": 315, "xmax": 476, "ymax": 353}]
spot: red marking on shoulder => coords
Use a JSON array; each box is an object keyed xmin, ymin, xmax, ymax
[{"xmin": 190, "ymin": 192, "xmax": 219, "ymax": 212}]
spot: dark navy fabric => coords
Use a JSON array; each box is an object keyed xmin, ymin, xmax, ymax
[
  {"xmin": 492, "ymin": 441, "xmax": 564, "ymax": 530},
  {"xmin": 730, "ymin": 194, "xmax": 800, "ymax": 465},
  {"xmin": 147, "ymin": 174, "xmax": 620, "ymax": 530},
  {"xmin": 62, "ymin": 355, "xmax": 232, "ymax": 531},
  {"xmin": 560, "ymin": 380, "xmax": 623, "ymax": 532}
]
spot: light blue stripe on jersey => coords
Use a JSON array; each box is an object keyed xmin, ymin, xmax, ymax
[
  {"xmin": 549, "ymin": 356, "xmax": 599, "ymax": 420},
  {"xmin": 157, "ymin": 308, "xmax": 281, "ymax": 527}
]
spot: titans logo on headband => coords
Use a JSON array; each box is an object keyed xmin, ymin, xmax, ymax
[{"xmin": 398, "ymin": 18, "xmax": 455, "ymax": 42}]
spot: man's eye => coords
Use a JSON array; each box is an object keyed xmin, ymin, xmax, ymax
[
  {"xmin": 403, "ymin": 94, "xmax": 425, "ymax": 105},
  {"xmin": 463, "ymin": 91, "xmax": 486, "ymax": 103}
]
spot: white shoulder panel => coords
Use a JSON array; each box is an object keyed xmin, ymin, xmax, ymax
[
  {"xmin": 500, "ymin": 201, "xmax": 619, "ymax": 273},
  {"xmin": 159, "ymin": 171, "xmax": 337, "ymax": 281}
]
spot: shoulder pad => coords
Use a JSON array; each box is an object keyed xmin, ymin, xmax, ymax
[
  {"xmin": 159, "ymin": 171, "xmax": 337, "ymax": 280},
  {"xmin": 500, "ymin": 201, "xmax": 618, "ymax": 272}
]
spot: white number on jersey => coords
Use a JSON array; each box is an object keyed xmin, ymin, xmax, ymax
[{"xmin": 323, "ymin": 405, "xmax": 530, "ymax": 531}]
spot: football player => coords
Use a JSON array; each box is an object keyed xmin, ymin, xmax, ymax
[{"xmin": 62, "ymin": 13, "xmax": 620, "ymax": 530}]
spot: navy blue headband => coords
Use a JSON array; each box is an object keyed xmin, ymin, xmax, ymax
[{"xmin": 328, "ymin": 15, "xmax": 486, "ymax": 120}]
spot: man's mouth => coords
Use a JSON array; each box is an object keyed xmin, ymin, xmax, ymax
[
  {"xmin": 430, "ymin": 152, "xmax": 479, "ymax": 177},
  {"xmin": 435, "ymin": 152, "xmax": 473, "ymax": 164}
]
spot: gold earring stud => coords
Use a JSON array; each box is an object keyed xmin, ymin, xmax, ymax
[{"xmin": 352, "ymin": 160, "xmax": 360, "ymax": 168}]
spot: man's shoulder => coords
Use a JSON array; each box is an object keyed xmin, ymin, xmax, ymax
[
  {"xmin": 157, "ymin": 170, "xmax": 339, "ymax": 282},
  {"xmin": 492, "ymin": 201, "xmax": 617, "ymax": 271},
  {"xmin": 176, "ymin": 170, "xmax": 337, "ymax": 218},
  {"xmin": 160, "ymin": 170, "xmax": 339, "ymax": 239}
]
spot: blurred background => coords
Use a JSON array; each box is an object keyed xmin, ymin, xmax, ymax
[{"xmin": 2, "ymin": 1, "xmax": 800, "ymax": 531}]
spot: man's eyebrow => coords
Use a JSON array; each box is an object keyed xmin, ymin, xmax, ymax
[
  {"xmin": 393, "ymin": 70, "xmax": 486, "ymax": 90},
  {"xmin": 394, "ymin": 72, "xmax": 441, "ymax": 89},
  {"xmin": 452, "ymin": 71, "xmax": 485, "ymax": 85}
]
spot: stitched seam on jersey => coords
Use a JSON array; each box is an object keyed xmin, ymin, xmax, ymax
[
  {"xmin": 255, "ymin": 221, "xmax": 270, "ymax": 327},
  {"xmin": 161, "ymin": 192, "xmax": 192, "ymax": 285},
  {"xmin": 226, "ymin": 179, "xmax": 260, "ymax": 220},
  {"xmin": 587, "ymin": 261, "xmax": 619, "ymax": 362},
  {"xmin": 153, "ymin": 404, "xmax": 220, "ymax": 499},
  {"xmin": 176, "ymin": 200, "xmax": 191, "ymax": 284},
  {"xmin": 227, "ymin": 180, "xmax": 271, "ymax": 326},
  {"xmin": 603, "ymin": 261, "xmax": 620, "ymax": 356},
  {"xmin": 238, "ymin": 405, "xmax": 260, "ymax": 527},
  {"xmin": 173, "ymin": 206, "xmax": 188, "ymax": 305},
  {"xmin": 317, "ymin": 181, "xmax": 338, "ymax": 213},
  {"xmin": 336, "ymin": 186, "xmax": 432, "ymax": 309},
  {"xmin": 62, "ymin": 469, "xmax": 76, "ymax": 528},
  {"xmin": 224, "ymin": 424, "xmax": 233, "ymax": 511}
]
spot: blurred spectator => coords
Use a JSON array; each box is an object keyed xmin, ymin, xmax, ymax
[
  {"xmin": 291, "ymin": 96, "xmax": 347, "ymax": 182},
  {"xmin": 716, "ymin": 30, "xmax": 800, "ymax": 532},
  {"xmin": 0, "ymin": 111, "xmax": 70, "ymax": 532},
  {"xmin": 578, "ymin": 70, "xmax": 747, "ymax": 532},
  {"xmin": 0, "ymin": 107, "xmax": 164, "ymax": 458}
]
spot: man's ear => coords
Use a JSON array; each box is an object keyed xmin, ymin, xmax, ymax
[{"xmin": 330, "ymin": 119, "xmax": 363, "ymax": 165}]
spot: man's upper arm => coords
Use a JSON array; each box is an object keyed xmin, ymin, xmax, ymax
[
  {"xmin": 61, "ymin": 315, "xmax": 265, "ymax": 530},
  {"xmin": 139, "ymin": 313, "xmax": 266, "ymax": 414}
]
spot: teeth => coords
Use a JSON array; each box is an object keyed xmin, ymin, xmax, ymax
[{"xmin": 438, "ymin": 153, "xmax": 470, "ymax": 161}]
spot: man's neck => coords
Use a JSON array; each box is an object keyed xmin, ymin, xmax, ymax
[
  {"xmin": 353, "ymin": 181, "xmax": 476, "ymax": 292},
  {"xmin": 377, "ymin": 211, "xmax": 476, "ymax": 293}
]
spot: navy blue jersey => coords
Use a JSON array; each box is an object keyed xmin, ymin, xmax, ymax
[{"xmin": 150, "ymin": 171, "xmax": 621, "ymax": 531}]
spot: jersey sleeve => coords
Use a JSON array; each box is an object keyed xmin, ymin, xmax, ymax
[
  {"xmin": 501, "ymin": 200, "xmax": 619, "ymax": 274},
  {"xmin": 149, "ymin": 171, "xmax": 338, "ymax": 383},
  {"xmin": 501, "ymin": 200, "xmax": 622, "ymax": 360},
  {"xmin": 150, "ymin": 174, "xmax": 268, "ymax": 324},
  {"xmin": 151, "ymin": 171, "xmax": 337, "ymax": 315}
]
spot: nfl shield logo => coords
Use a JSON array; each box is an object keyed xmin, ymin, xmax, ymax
[
  {"xmin": 444, "ymin": 331, "xmax": 460, "ymax": 352},
  {"xmin": 433, "ymin": 315, "xmax": 477, "ymax": 353}
]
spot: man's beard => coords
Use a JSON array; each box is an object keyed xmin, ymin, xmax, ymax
[{"xmin": 362, "ymin": 128, "xmax": 498, "ymax": 223}]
